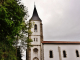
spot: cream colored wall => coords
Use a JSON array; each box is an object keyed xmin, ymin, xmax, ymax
[
  {"xmin": 43, "ymin": 44, "xmax": 80, "ymax": 60},
  {"xmin": 31, "ymin": 21, "xmax": 40, "ymax": 35},
  {"xmin": 30, "ymin": 20, "xmax": 41, "ymax": 60},
  {"xmin": 31, "ymin": 36, "xmax": 40, "ymax": 45},
  {"xmin": 31, "ymin": 46, "xmax": 40, "ymax": 60}
]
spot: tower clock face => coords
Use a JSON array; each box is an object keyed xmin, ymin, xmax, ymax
[{"xmin": 33, "ymin": 48, "xmax": 38, "ymax": 52}]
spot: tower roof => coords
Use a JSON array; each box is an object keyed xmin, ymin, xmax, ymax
[{"xmin": 30, "ymin": 5, "xmax": 41, "ymax": 21}]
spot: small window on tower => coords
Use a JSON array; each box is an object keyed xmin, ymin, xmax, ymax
[
  {"xmin": 76, "ymin": 50, "xmax": 79, "ymax": 57},
  {"xmin": 34, "ymin": 24, "xmax": 37, "ymax": 32},
  {"xmin": 33, "ymin": 48, "xmax": 38, "ymax": 52},
  {"xmin": 63, "ymin": 50, "xmax": 67, "ymax": 58},
  {"xmin": 49, "ymin": 50, "xmax": 53, "ymax": 58},
  {"xmin": 34, "ymin": 38, "xmax": 35, "ymax": 41},
  {"xmin": 36, "ymin": 38, "xmax": 38, "ymax": 42}
]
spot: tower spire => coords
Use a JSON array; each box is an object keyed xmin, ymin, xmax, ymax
[{"xmin": 30, "ymin": 3, "xmax": 41, "ymax": 21}]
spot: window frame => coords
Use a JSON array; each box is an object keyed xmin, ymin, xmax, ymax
[
  {"xmin": 49, "ymin": 50, "xmax": 53, "ymax": 58},
  {"xmin": 34, "ymin": 38, "xmax": 35, "ymax": 41},
  {"xmin": 63, "ymin": 50, "xmax": 67, "ymax": 58},
  {"xmin": 34, "ymin": 24, "xmax": 37, "ymax": 32},
  {"xmin": 36, "ymin": 38, "xmax": 38, "ymax": 42},
  {"xmin": 76, "ymin": 50, "xmax": 79, "ymax": 57},
  {"xmin": 33, "ymin": 48, "xmax": 38, "ymax": 52}
]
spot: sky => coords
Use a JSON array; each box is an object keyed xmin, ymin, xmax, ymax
[{"xmin": 21, "ymin": 0, "xmax": 80, "ymax": 60}]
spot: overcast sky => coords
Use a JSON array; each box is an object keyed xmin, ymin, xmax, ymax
[{"xmin": 21, "ymin": 0, "xmax": 80, "ymax": 60}]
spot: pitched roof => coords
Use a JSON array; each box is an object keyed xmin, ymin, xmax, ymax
[
  {"xmin": 30, "ymin": 5, "xmax": 41, "ymax": 21},
  {"xmin": 42, "ymin": 41, "xmax": 80, "ymax": 44}
]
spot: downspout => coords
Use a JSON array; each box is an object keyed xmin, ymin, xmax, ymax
[{"xmin": 58, "ymin": 46, "xmax": 62, "ymax": 60}]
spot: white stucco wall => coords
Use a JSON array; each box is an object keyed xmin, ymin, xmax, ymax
[
  {"xmin": 30, "ymin": 20, "xmax": 41, "ymax": 60},
  {"xmin": 43, "ymin": 44, "xmax": 80, "ymax": 60},
  {"xmin": 31, "ymin": 36, "xmax": 40, "ymax": 45},
  {"xmin": 31, "ymin": 21, "xmax": 40, "ymax": 35},
  {"xmin": 30, "ymin": 20, "xmax": 41, "ymax": 46},
  {"xmin": 31, "ymin": 46, "xmax": 41, "ymax": 60}
]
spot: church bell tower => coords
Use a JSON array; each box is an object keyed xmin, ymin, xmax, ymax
[{"xmin": 28, "ymin": 4, "xmax": 43, "ymax": 60}]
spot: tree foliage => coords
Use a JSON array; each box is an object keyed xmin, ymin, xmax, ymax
[
  {"xmin": 20, "ymin": 21, "xmax": 33, "ymax": 48},
  {"xmin": 0, "ymin": 0, "xmax": 28, "ymax": 60},
  {"xmin": 0, "ymin": 0, "xmax": 26, "ymax": 40}
]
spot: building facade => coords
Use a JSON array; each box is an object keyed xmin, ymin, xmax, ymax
[
  {"xmin": 27, "ymin": 5, "xmax": 80, "ymax": 60},
  {"xmin": 42, "ymin": 41, "xmax": 80, "ymax": 60}
]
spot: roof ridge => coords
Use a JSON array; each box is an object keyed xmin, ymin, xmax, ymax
[{"xmin": 42, "ymin": 41, "xmax": 80, "ymax": 44}]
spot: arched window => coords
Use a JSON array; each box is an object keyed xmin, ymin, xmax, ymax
[
  {"xmin": 33, "ymin": 57, "xmax": 39, "ymax": 60},
  {"xmin": 63, "ymin": 50, "xmax": 66, "ymax": 58},
  {"xmin": 49, "ymin": 50, "xmax": 53, "ymax": 58},
  {"xmin": 76, "ymin": 50, "xmax": 79, "ymax": 57},
  {"xmin": 34, "ymin": 24, "xmax": 37, "ymax": 32},
  {"xmin": 33, "ymin": 48, "xmax": 38, "ymax": 52}
]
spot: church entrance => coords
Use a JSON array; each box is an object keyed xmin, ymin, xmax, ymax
[{"xmin": 33, "ymin": 57, "xmax": 39, "ymax": 60}]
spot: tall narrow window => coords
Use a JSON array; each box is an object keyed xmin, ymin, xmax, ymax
[
  {"xmin": 34, "ymin": 24, "xmax": 37, "ymax": 32},
  {"xmin": 36, "ymin": 38, "xmax": 38, "ymax": 42},
  {"xmin": 76, "ymin": 50, "xmax": 79, "ymax": 57},
  {"xmin": 63, "ymin": 50, "xmax": 66, "ymax": 58},
  {"xmin": 49, "ymin": 50, "xmax": 53, "ymax": 58},
  {"xmin": 34, "ymin": 38, "xmax": 35, "ymax": 41}
]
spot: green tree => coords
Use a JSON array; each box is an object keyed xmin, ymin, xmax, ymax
[
  {"xmin": 15, "ymin": 21, "xmax": 33, "ymax": 60},
  {"xmin": 0, "ymin": 0, "xmax": 28, "ymax": 59},
  {"xmin": 0, "ymin": 0, "xmax": 26, "ymax": 41}
]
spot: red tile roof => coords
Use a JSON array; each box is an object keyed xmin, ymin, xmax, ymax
[{"xmin": 42, "ymin": 41, "xmax": 80, "ymax": 44}]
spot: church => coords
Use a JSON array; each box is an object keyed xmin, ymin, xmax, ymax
[{"xmin": 26, "ymin": 5, "xmax": 80, "ymax": 60}]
